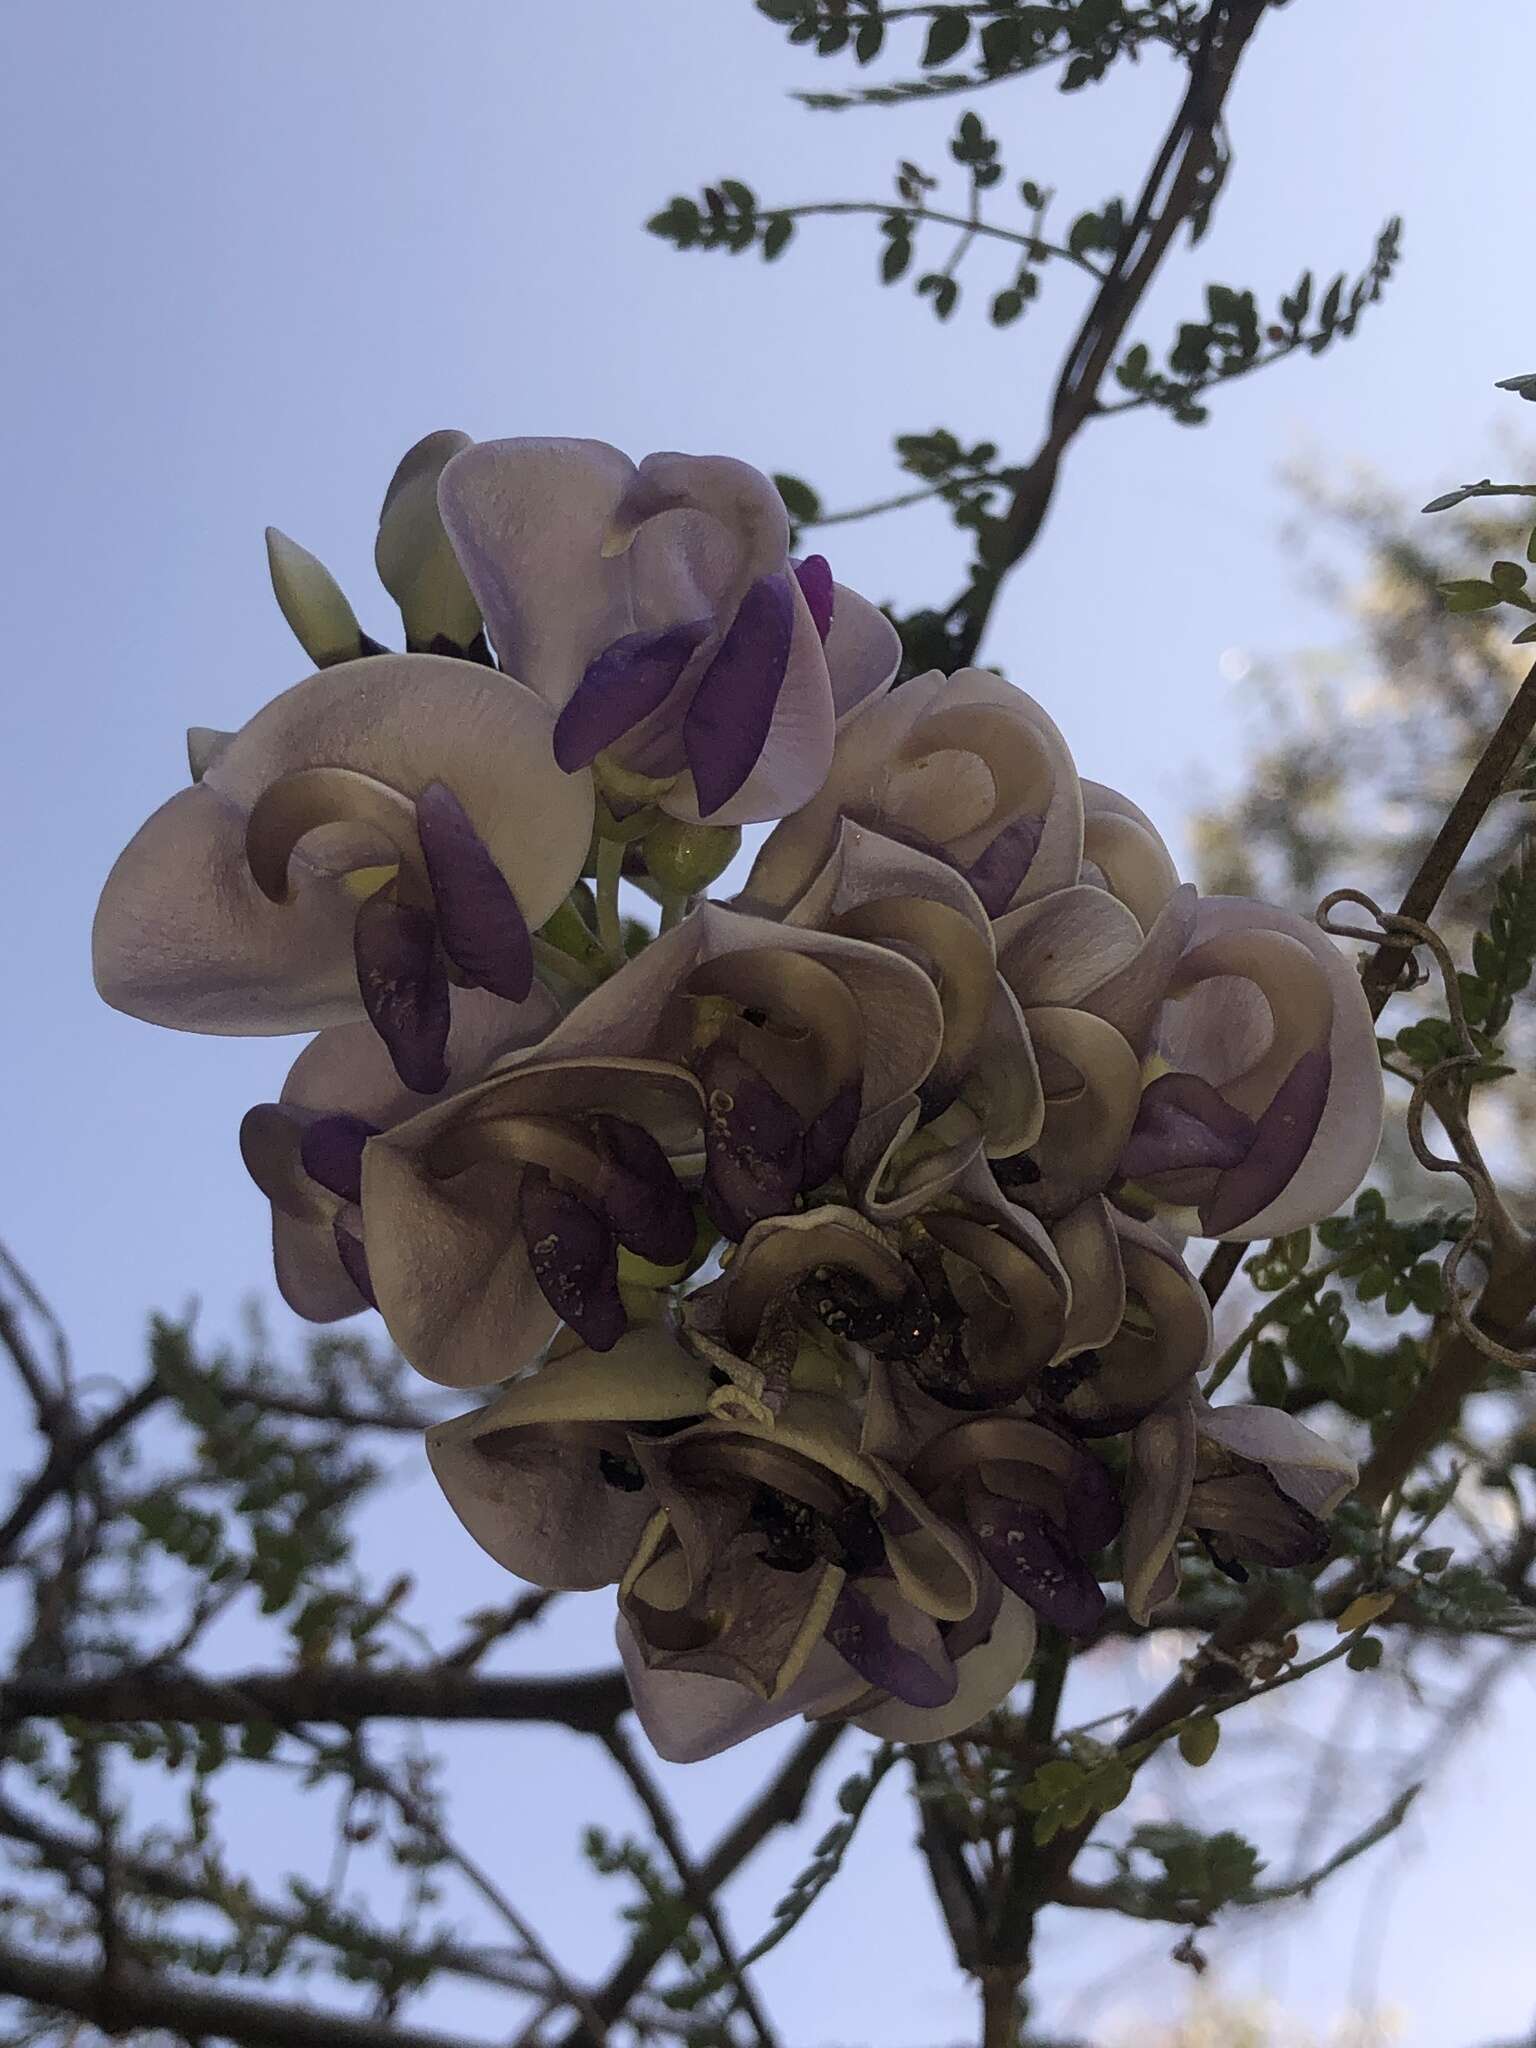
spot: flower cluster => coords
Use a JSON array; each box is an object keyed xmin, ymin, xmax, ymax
[{"xmin": 94, "ymin": 432, "xmax": 1384, "ymax": 1761}]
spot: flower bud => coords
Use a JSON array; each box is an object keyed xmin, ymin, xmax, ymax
[
  {"xmin": 375, "ymin": 430, "xmax": 483, "ymax": 652},
  {"xmin": 265, "ymin": 528, "xmax": 368, "ymax": 669},
  {"xmin": 643, "ymin": 817, "xmax": 742, "ymax": 894}
]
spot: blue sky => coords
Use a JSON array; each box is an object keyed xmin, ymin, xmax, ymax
[{"xmin": 3, "ymin": 3, "xmax": 1534, "ymax": 2042}]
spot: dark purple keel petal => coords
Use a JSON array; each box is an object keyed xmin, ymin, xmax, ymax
[
  {"xmin": 353, "ymin": 891, "xmax": 450, "ymax": 1095},
  {"xmin": 683, "ymin": 573, "xmax": 796, "ymax": 817},
  {"xmin": 300, "ymin": 1113, "xmax": 382, "ymax": 1204},
  {"xmin": 966, "ymin": 1491, "xmax": 1106, "ymax": 1635},
  {"xmin": 553, "ymin": 619, "xmax": 712, "ymax": 772},
  {"xmin": 695, "ymin": 1042, "xmax": 804, "ymax": 1241},
  {"xmin": 1064, "ymin": 1448, "xmax": 1124, "ymax": 1556},
  {"xmin": 800, "ymin": 1081, "xmax": 861, "ymax": 1193},
  {"xmin": 794, "ymin": 555, "xmax": 835, "ymax": 643},
  {"xmin": 1200, "ymin": 1048, "xmax": 1333, "ymax": 1238},
  {"xmin": 588, "ymin": 1114, "xmax": 697, "ymax": 1266},
  {"xmin": 824, "ymin": 1583, "xmax": 958, "ymax": 1709},
  {"xmin": 518, "ymin": 1170, "xmax": 626, "ymax": 1351},
  {"xmin": 1120, "ymin": 1072, "xmax": 1257, "ymax": 1181},
  {"xmin": 415, "ymin": 781, "xmax": 533, "ymax": 1003},
  {"xmin": 332, "ymin": 1222, "xmax": 377, "ymax": 1309},
  {"xmin": 966, "ymin": 815, "xmax": 1040, "ymax": 917}
]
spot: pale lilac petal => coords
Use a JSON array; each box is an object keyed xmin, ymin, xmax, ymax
[
  {"xmin": 95, "ymin": 780, "xmax": 362, "ymax": 1033},
  {"xmin": 617, "ymin": 1620, "xmax": 864, "ymax": 1763},
  {"xmin": 614, "ymin": 452, "xmax": 790, "ymax": 579},
  {"xmin": 1080, "ymin": 883, "xmax": 1200, "ymax": 1052},
  {"xmin": 97, "ymin": 655, "xmax": 593, "ymax": 1038},
  {"xmin": 995, "ymin": 886, "xmax": 1146, "ymax": 1007},
  {"xmin": 246, "ymin": 985, "xmax": 558, "ymax": 1328},
  {"xmin": 1193, "ymin": 1397, "xmax": 1357, "ymax": 1517},
  {"xmin": 436, "ymin": 437, "xmax": 637, "ymax": 701},
  {"xmin": 363, "ymin": 1057, "xmax": 701, "ymax": 1386},
  {"xmin": 1079, "ymin": 781, "xmax": 1182, "ymax": 928},
  {"xmin": 823, "ymin": 580, "xmax": 901, "ymax": 724},
  {"xmin": 427, "ymin": 1334, "xmax": 711, "ymax": 1590}
]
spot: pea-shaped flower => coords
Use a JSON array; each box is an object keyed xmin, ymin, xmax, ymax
[
  {"xmin": 436, "ymin": 439, "xmax": 901, "ymax": 824},
  {"xmin": 93, "ymin": 655, "xmax": 594, "ymax": 1093},
  {"xmin": 742, "ymin": 668, "xmax": 1084, "ymax": 917}
]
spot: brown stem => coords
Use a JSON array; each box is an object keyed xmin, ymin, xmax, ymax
[
  {"xmin": 951, "ymin": 0, "xmax": 1270, "ymax": 665},
  {"xmin": 980, "ymin": 1967, "xmax": 1022, "ymax": 2048},
  {"xmin": 0, "ymin": 1663, "xmax": 629, "ymax": 1732},
  {"xmin": 0, "ymin": 1939, "xmax": 500, "ymax": 2048}
]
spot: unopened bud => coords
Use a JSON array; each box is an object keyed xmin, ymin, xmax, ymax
[
  {"xmin": 643, "ymin": 817, "xmax": 742, "ymax": 894},
  {"xmin": 376, "ymin": 430, "xmax": 483, "ymax": 652},
  {"xmin": 265, "ymin": 528, "xmax": 367, "ymax": 668}
]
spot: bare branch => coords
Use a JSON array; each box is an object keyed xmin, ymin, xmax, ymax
[
  {"xmin": 0, "ymin": 1663, "xmax": 630, "ymax": 1733},
  {"xmin": 0, "ymin": 1938, "xmax": 506, "ymax": 2048}
]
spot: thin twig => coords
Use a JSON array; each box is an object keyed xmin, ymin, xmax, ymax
[
  {"xmin": 561, "ymin": 1720, "xmax": 845, "ymax": 2046},
  {"xmin": 601, "ymin": 1724, "xmax": 780, "ymax": 2048}
]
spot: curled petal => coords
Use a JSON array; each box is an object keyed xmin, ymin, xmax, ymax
[
  {"xmin": 243, "ymin": 987, "xmax": 557, "ymax": 1327},
  {"xmin": 1121, "ymin": 1398, "xmax": 1197, "ymax": 1625},
  {"xmin": 95, "ymin": 655, "xmax": 592, "ymax": 1037},
  {"xmin": 1161, "ymin": 898, "xmax": 1382, "ymax": 1239},
  {"xmin": 741, "ymin": 669, "xmax": 1083, "ymax": 917},
  {"xmin": 363, "ymin": 1056, "xmax": 701, "ymax": 1386},
  {"xmin": 1039, "ymin": 1219, "xmax": 1210, "ymax": 1435},
  {"xmin": 1193, "ymin": 1397, "xmax": 1357, "ymax": 1518},
  {"xmin": 426, "ymin": 1333, "xmax": 711, "ymax": 1589},
  {"xmin": 1024, "ymin": 1006, "xmax": 1143, "ymax": 1213},
  {"xmin": 1079, "ymin": 780, "xmax": 1182, "ymax": 929}
]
